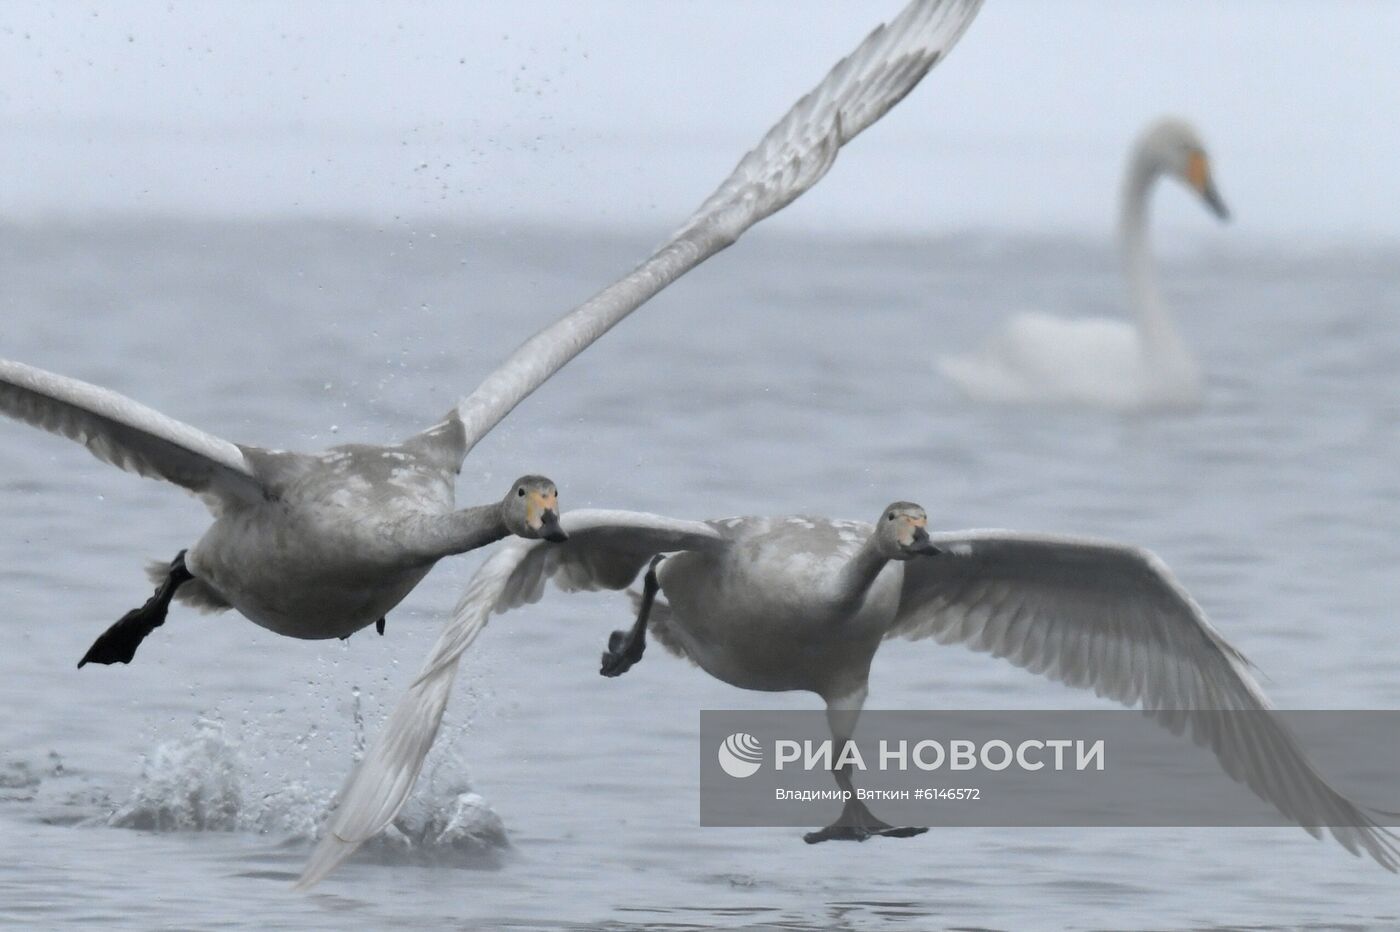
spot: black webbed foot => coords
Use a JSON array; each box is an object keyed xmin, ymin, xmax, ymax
[
  {"xmin": 802, "ymin": 798, "xmax": 927, "ymax": 844},
  {"xmin": 600, "ymin": 628, "xmax": 645, "ymax": 677},
  {"xmin": 78, "ymin": 551, "xmax": 193, "ymax": 668},
  {"xmin": 376, "ymin": 617, "xmax": 386, "ymax": 636},
  {"xmin": 77, "ymin": 603, "xmax": 169, "ymax": 666},
  {"xmin": 803, "ymin": 823, "xmax": 928, "ymax": 843}
]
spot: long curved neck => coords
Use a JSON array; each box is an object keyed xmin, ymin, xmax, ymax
[
  {"xmin": 453, "ymin": 233, "xmax": 726, "ymax": 460},
  {"xmin": 835, "ymin": 533, "xmax": 891, "ymax": 610},
  {"xmin": 1119, "ymin": 149, "xmax": 1183, "ymax": 359}
]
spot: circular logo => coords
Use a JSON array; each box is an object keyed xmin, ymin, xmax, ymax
[{"xmin": 717, "ymin": 732, "xmax": 763, "ymax": 778}]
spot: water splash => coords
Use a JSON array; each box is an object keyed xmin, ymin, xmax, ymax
[
  {"xmin": 107, "ymin": 718, "xmax": 247, "ymax": 832},
  {"xmin": 103, "ymin": 714, "xmax": 508, "ymax": 867}
]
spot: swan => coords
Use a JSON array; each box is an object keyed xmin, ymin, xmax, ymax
[
  {"xmin": 0, "ymin": 0, "xmax": 983, "ymax": 667},
  {"xmin": 0, "ymin": 362, "xmax": 567, "ymax": 664},
  {"xmin": 937, "ymin": 117, "xmax": 1230, "ymax": 410},
  {"xmin": 297, "ymin": 505, "xmax": 1398, "ymax": 886}
]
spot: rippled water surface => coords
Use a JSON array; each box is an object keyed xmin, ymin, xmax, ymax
[{"xmin": 1, "ymin": 220, "xmax": 1399, "ymax": 930}]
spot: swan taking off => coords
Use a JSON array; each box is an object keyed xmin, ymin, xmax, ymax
[
  {"xmin": 295, "ymin": 505, "xmax": 1399, "ymax": 888},
  {"xmin": 0, "ymin": 360, "xmax": 569, "ymax": 664},
  {"xmin": 0, "ymin": 0, "xmax": 982, "ymax": 666},
  {"xmin": 938, "ymin": 117, "xmax": 1229, "ymax": 411}
]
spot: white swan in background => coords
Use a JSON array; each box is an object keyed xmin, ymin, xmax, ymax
[
  {"xmin": 297, "ymin": 505, "xmax": 1398, "ymax": 888},
  {"xmin": 0, "ymin": 0, "xmax": 983, "ymax": 667},
  {"xmin": 938, "ymin": 117, "xmax": 1229, "ymax": 411}
]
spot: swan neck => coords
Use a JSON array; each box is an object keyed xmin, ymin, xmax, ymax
[
  {"xmin": 1119, "ymin": 152, "xmax": 1182, "ymax": 354},
  {"xmin": 403, "ymin": 502, "xmax": 508, "ymax": 563},
  {"xmin": 835, "ymin": 533, "xmax": 890, "ymax": 608},
  {"xmin": 453, "ymin": 233, "xmax": 727, "ymax": 461}
]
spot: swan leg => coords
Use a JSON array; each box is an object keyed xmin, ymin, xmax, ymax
[
  {"xmin": 600, "ymin": 555, "xmax": 664, "ymax": 677},
  {"xmin": 804, "ymin": 687, "xmax": 927, "ymax": 844},
  {"xmin": 802, "ymin": 776, "xmax": 928, "ymax": 843},
  {"xmin": 77, "ymin": 550, "xmax": 194, "ymax": 668}
]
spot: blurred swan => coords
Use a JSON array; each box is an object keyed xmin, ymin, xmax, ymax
[
  {"xmin": 938, "ymin": 117, "xmax": 1229, "ymax": 410},
  {"xmin": 0, "ymin": 0, "xmax": 982, "ymax": 668},
  {"xmin": 297, "ymin": 505, "xmax": 1398, "ymax": 887}
]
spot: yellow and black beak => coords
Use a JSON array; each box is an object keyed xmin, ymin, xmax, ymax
[
  {"xmin": 528, "ymin": 491, "xmax": 567, "ymax": 543},
  {"xmin": 525, "ymin": 490, "xmax": 568, "ymax": 543},
  {"xmin": 1187, "ymin": 151, "xmax": 1230, "ymax": 221}
]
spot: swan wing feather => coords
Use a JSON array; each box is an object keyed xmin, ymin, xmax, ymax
[
  {"xmin": 673, "ymin": 0, "xmax": 980, "ymax": 245},
  {"xmin": 892, "ymin": 530, "xmax": 1399, "ymax": 870},
  {"xmin": 0, "ymin": 358, "xmax": 264, "ymax": 510},
  {"xmin": 454, "ymin": 0, "xmax": 982, "ymax": 456}
]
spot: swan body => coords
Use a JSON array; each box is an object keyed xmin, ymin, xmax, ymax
[
  {"xmin": 177, "ymin": 426, "xmax": 482, "ymax": 640},
  {"xmin": 652, "ymin": 516, "xmax": 903, "ymax": 695},
  {"xmin": 297, "ymin": 506, "xmax": 1399, "ymax": 886},
  {"xmin": 937, "ymin": 311, "xmax": 1190, "ymax": 410},
  {"xmin": 938, "ymin": 117, "xmax": 1228, "ymax": 411},
  {"xmin": 1, "ymin": 0, "xmax": 982, "ymax": 661}
]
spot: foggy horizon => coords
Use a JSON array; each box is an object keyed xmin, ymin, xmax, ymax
[{"xmin": 3, "ymin": 1, "xmax": 1398, "ymax": 242}]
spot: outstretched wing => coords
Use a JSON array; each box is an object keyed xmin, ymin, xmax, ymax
[
  {"xmin": 672, "ymin": 0, "xmax": 980, "ymax": 245},
  {"xmin": 892, "ymin": 530, "xmax": 1399, "ymax": 871},
  {"xmin": 294, "ymin": 509, "xmax": 721, "ymax": 890},
  {"xmin": 454, "ymin": 0, "xmax": 983, "ymax": 457},
  {"xmin": 0, "ymin": 358, "xmax": 265, "ymax": 511}
]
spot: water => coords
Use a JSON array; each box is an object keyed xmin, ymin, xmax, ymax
[{"xmin": 1, "ymin": 219, "xmax": 1398, "ymax": 930}]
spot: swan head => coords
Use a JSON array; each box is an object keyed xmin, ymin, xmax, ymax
[
  {"xmin": 1137, "ymin": 117, "xmax": 1229, "ymax": 221},
  {"xmin": 503, "ymin": 475, "xmax": 567, "ymax": 543},
  {"xmin": 875, "ymin": 502, "xmax": 942, "ymax": 560}
]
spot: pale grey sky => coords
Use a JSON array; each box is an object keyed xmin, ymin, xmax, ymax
[{"xmin": 1, "ymin": 1, "xmax": 1397, "ymax": 241}]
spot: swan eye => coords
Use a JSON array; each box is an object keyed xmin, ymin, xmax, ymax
[
  {"xmin": 887, "ymin": 514, "xmax": 894, "ymax": 521},
  {"xmin": 518, "ymin": 488, "xmax": 525, "ymax": 497}
]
